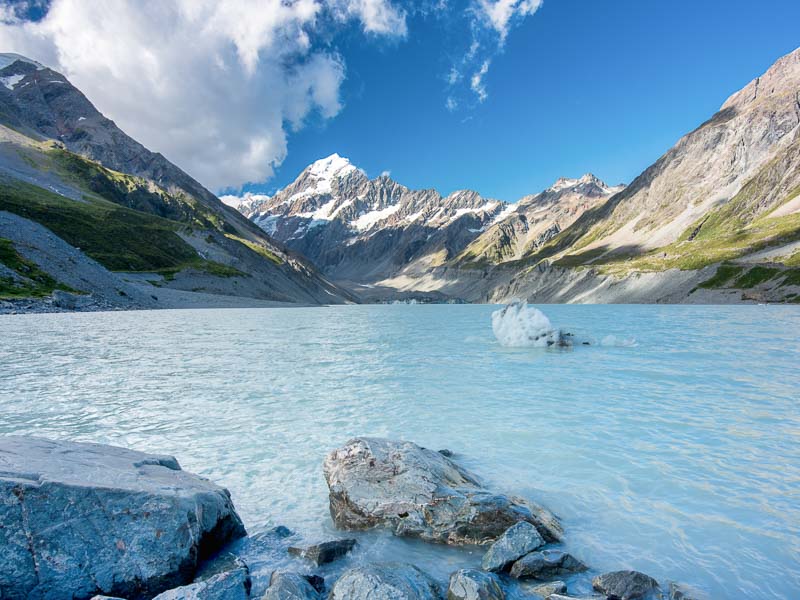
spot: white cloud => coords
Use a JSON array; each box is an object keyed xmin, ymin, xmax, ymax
[
  {"xmin": 329, "ymin": 0, "xmax": 408, "ymax": 35},
  {"xmin": 470, "ymin": 60, "xmax": 490, "ymax": 102},
  {"xmin": 476, "ymin": 0, "xmax": 542, "ymax": 42},
  {"xmin": 446, "ymin": 0, "xmax": 543, "ymax": 106},
  {"xmin": 0, "ymin": 0, "xmax": 405, "ymax": 190}
]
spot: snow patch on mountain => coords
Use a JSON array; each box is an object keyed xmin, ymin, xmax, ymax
[{"xmin": 353, "ymin": 203, "xmax": 402, "ymax": 230}]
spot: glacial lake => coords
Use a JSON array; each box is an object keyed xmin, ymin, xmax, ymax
[{"xmin": 1, "ymin": 304, "xmax": 799, "ymax": 599}]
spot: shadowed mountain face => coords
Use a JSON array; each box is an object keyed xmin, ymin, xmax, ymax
[
  {"xmin": 239, "ymin": 154, "xmax": 621, "ymax": 283},
  {"xmin": 0, "ymin": 53, "xmax": 350, "ymax": 305}
]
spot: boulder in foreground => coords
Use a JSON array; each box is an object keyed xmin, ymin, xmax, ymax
[
  {"xmin": 151, "ymin": 567, "xmax": 250, "ymax": 600},
  {"xmin": 509, "ymin": 549, "xmax": 587, "ymax": 579},
  {"xmin": 263, "ymin": 572, "xmax": 322, "ymax": 600},
  {"xmin": 329, "ymin": 563, "xmax": 441, "ymax": 600},
  {"xmin": 323, "ymin": 438, "xmax": 562, "ymax": 545},
  {"xmin": 0, "ymin": 436, "xmax": 246, "ymax": 600}
]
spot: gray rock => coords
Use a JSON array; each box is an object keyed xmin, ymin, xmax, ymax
[
  {"xmin": 447, "ymin": 569, "xmax": 504, "ymax": 600},
  {"xmin": 152, "ymin": 568, "xmax": 251, "ymax": 600},
  {"xmin": 329, "ymin": 563, "xmax": 441, "ymax": 600},
  {"xmin": 547, "ymin": 595, "xmax": 603, "ymax": 600},
  {"xmin": 521, "ymin": 580, "xmax": 567, "ymax": 597},
  {"xmin": 263, "ymin": 572, "xmax": 322, "ymax": 599},
  {"xmin": 592, "ymin": 571, "xmax": 660, "ymax": 600},
  {"xmin": 0, "ymin": 436, "xmax": 246, "ymax": 600},
  {"xmin": 324, "ymin": 438, "xmax": 562, "ymax": 545},
  {"xmin": 52, "ymin": 289, "xmax": 94, "ymax": 309},
  {"xmin": 90, "ymin": 596, "xmax": 128, "ymax": 600},
  {"xmin": 481, "ymin": 522, "xmax": 545, "ymax": 572},
  {"xmin": 509, "ymin": 550, "xmax": 587, "ymax": 580},
  {"xmin": 668, "ymin": 582, "xmax": 707, "ymax": 600},
  {"xmin": 288, "ymin": 539, "xmax": 357, "ymax": 566}
]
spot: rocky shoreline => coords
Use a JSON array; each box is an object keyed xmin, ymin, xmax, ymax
[{"xmin": 0, "ymin": 436, "xmax": 704, "ymax": 600}]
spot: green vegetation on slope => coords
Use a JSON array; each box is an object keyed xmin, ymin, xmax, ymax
[
  {"xmin": 0, "ymin": 177, "xmax": 200, "ymax": 271},
  {"xmin": 0, "ymin": 238, "xmax": 77, "ymax": 298},
  {"xmin": 732, "ymin": 266, "xmax": 781, "ymax": 289},
  {"xmin": 697, "ymin": 263, "xmax": 744, "ymax": 289}
]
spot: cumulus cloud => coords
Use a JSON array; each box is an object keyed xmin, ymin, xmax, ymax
[
  {"xmin": 0, "ymin": 0, "xmax": 406, "ymax": 190},
  {"xmin": 446, "ymin": 0, "xmax": 543, "ymax": 106}
]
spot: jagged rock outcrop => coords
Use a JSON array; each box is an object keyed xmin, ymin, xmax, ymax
[
  {"xmin": 323, "ymin": 437, "xmax": 562, "ymax": 545},
  {"xmin": 0, "ymin": 436, "xmax": 246, "ymax": 600}
]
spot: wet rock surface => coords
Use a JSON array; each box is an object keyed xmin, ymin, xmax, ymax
[
  {"xmin": 288, "ymin": 539, "xmax": 357, "ymax": 566},
  {"xmin": 262, "ymin": 572, "xmax": 322, "ymax": 600},
  {"xmin": 0, "ymin": 436, "xmax": 246, "ymax": 600},
  {"xmin": 481, "ymin": 522, "xmax": 545, "ymax": 572},
  {"xmin": 447, "ymin": 568, "xmax": 505, "ymax": 600},
  {"xmin": 522, "ymin": 580, "xmax": 567, "ymax": 597},
  {"xmin": 592, "ymin": 570, "xmax": 660, "ymax": 600},
  {"xmin": 509, "ymin": 550, "xmax": 588, "ymax": 580},
  {"xmin": 323, "ymin": 437, "xmax": 562, "ymax": 545},
  {"xmin": 329, "ymin": 563, "xmax": 441, "ymax": 600},
  {"xmin": 151, "ymin": 568, "xmax": 251, "ymax": 600}
]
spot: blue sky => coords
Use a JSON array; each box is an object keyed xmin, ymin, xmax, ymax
[
  {"xmin": 245, "ymin": 0, "xmax": 800, "ymax": 202},
  {"xmin": 3, "ymin": 0, "xmax": 799, "ymax": 201}
]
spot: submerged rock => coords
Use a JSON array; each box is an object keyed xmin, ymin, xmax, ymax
[
  {"xmin": 668, "ymin": 582, "xmax": 707, "ymax": 600},
  {"xmin": 263, "ymin": 572, "xmax": 322, "ymax": 600},
  {"xmin": 509, "ymin": 550, "xmax": 587, "ymax": 580},
  {"xmin": 0, "ymin": 436, "xmax": 246, "ymax": 600},
  {"xmin": 592, "ymin": 571, "xmax": 660, "ymax": 600},
  {"xmin": 288, "ymin": 539, "xmax": 357, "ymax": 566},
  {"xmin": 481, "ymin": 522, "xmax": 545, "ymax": 572},
  {"xmin": 447, "ymin": 569, "xmax": 505, "ymax": 600},
  {"xmin": 151, "ymin": 567, "xmax": 251, "ymax": 600},
  {"xmin": 323, "ymin": 437, "xmax": 562, "ymax": 545},
  {"xmin": 329, "ymin": 563, "xmax": 441, "ymax": 600}
]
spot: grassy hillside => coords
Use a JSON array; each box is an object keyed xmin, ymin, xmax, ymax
[
  {"xmin": 0, "ymin": 237, "xmax": 78, "ymax": 298},
  {"xmin": 0, "ymin": 176, "xmax": 243, "ymax": 277}
]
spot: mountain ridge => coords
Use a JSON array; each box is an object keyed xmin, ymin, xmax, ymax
[{"xmin": 0, "ymin": 53, "xmax": 352, "ymax": 308}]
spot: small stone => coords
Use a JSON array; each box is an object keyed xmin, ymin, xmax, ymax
[
  {"xmin": 288, "ymin": 539, "xmax": 357, "ymax": 566},
  {"xmin": 509, "ymin": 550, "xmax": 588, "ymax": 580},
  {"xmin": 521, "ymin": 580, "xmax": 567, "ymax": 597},
  {"xmin": 481, "ymin": 522, "xmax": 545, "ymax": 572},
  {"xmin": 592, "ymin": 570, "xmax": 660, "ymax": 600},
  {"xmin": 447, "ymin": 569, "xmax": 505, "ymax": 600}
]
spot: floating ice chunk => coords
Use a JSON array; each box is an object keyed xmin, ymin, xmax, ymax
[{"xmin": 492, "ymin": 300, "xmax": 567, "ymax": 348}]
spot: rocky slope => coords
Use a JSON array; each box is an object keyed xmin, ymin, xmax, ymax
[
  {"xmin": 237, "ymin": 154, "xmax": 620, "ymax": 287},
  {"xmin": 0, "ymin": 53, "xmax": 350, "ymax": 307}
]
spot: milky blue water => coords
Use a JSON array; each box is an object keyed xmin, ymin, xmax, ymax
[{"xmin": 1, "ymin": 305, "xmax": 799, "ymax": 599}]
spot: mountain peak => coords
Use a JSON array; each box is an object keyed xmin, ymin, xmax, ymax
[
  {"xmin": 307, "ymin": 153, "xmax": 357, "ymax": 180},
  {"xmin": 0, "ymin": 53, "xmax": 45, "ymax": 72}
]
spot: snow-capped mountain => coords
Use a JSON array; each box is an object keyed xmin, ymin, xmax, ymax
[{"xmin": 229, "ymin": 154, "xmax": 621, "ymax": 283}]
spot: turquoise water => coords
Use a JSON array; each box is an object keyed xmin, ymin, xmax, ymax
[{"xmin": 1, "ymin": 304, "xmax": 799, "ymax": 598}]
